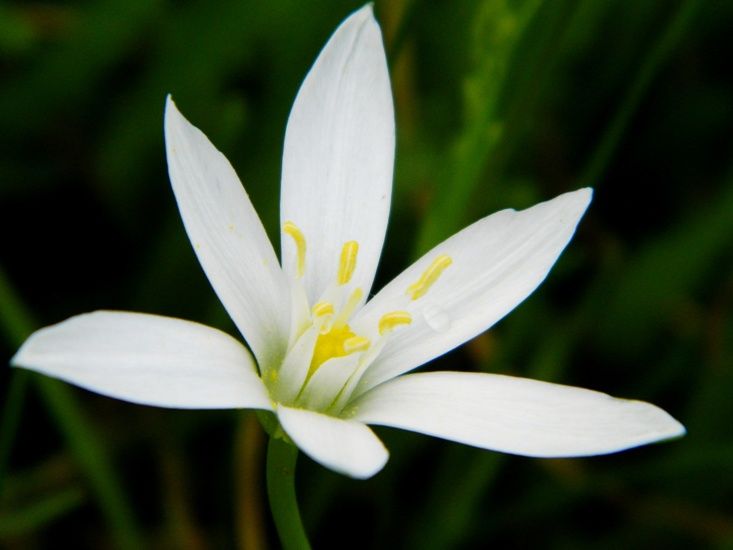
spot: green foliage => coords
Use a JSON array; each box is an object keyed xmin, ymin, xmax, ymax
[{"xmin": 1, "ymin": 0, "xmax": 731, "ymax": 547}]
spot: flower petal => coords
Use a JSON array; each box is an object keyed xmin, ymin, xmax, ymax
[
  {"xmin": 354, "ymin": 189, "xmax": 592, "ymax": 393},
  {"xmin": 298, "ymin": 354, "xmax": 359, "ymax": 411},
  {"xmin": 11, "ymin": 311, "xmax": 273, "ymax": 410},
  {"xmin": 165, "ymin": 97, "xmax": 289, "ymax": 370},
  {"xmin": 280, "ymin": 5, "xmax": 394, "ymax": 304},
  {"xmin": 349, "ymin": 372, "xmax": 685, "ymax": 457},
  {"xmin": 277, "ymin": 405, "xmax": 388, "ymax": 479},
  {"xmin": 271, "ymin": 324, "xmax": 320, "ymax": 404}
]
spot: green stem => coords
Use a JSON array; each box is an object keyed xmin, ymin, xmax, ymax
[{"xmin": 266, "ymin": 437, "xmax": 311, "ymax": 550}]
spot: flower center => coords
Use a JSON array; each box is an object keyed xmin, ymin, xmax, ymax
[
  {"xmin": 281, "ymin": 222, "xmax": 453, "ymax": 408},
  {"xmin": 310, "ymin": 325, "xmax": 368, "ymax": 373},
  {"xmin": 308, "ymin": 286, "xmax": 369, "ymax": 377}
]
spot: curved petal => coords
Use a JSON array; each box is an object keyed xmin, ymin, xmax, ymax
[
  {"xmin": 11, "ymin": 311, "xmax": 273, "ymax": 410},
  {"xmin": 277, "ymin": 405, "xmax": 388, "ymax": 479},
  {"xmin": 165, "ymin": 97, "xmax": 289, "ymax": 370},
  {"xmin": 349, "ymin": 372, "xmax": 685, "ymax": 457},
  {"xmin": 280, "ymin": 5, "xmax": 394, "ymax": 304},
  {"xmin": 298, "ymin": 354, "xmax": 359, "ymax": 411},
  {"xmin": 354, "ymin": 189, "xmax": 592, "ymax": 393}
]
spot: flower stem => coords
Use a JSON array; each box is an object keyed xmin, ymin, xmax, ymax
[{"xmin": 266, "ymin": 437, "xmax": 311, "ymax": 550}]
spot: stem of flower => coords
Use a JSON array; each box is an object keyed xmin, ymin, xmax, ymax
[{"xmin": 266, "ymin": 437, "xmax": 311, "ymax": 550}]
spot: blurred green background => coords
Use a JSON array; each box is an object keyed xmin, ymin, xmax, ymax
[{"xmin": 1, "ymin": 0, "xmax": 731, "ymax": 548}]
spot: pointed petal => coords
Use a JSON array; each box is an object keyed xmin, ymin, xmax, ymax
[
  {"xmin": 280, "ymin": 5, "xmax": 394, "ymax": 303},
  {"xmin": 350, "ymin": 372, "xmax": 685, "ymax": 457},
  {"xmin": 277, "ymin": 405, "xmax": 388, "ymax": 478},
  {"xmin": 12, "ymin": 311, "xmax": 273, "ymax": 410},
  {"xmin": 354, "ymin": 189, "xmax": 592, "ymax": 393},
  {"xmin": 165, "ymin": 97, "xmax": 289, "ymax": 369}
]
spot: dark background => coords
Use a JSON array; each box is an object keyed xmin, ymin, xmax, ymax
[{"xmin": 1, "ymin": 0, "xmax": 731, "ymax": 548}]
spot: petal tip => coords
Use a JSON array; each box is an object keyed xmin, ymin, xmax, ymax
[
  {"xmin": 9, "ymin": 325, "xmax": 46, "ymax": 370},
  {"xmin": 340, "ymin": 3, "xmax": 381, "ymax": 39},
  {"xmin": 568, "ymin": 187, "xmax": 593, "ymax": 210},
  {"xmin": 277, "ymin": 406, "xmax": 389, "ymax": 479},
  {"xmin": 346, "ymin": 442, "xmax": 389, "ymax": 480},
  {"xmin": 352, "ymin": 3, "xmax": 376, "ymax": 21},
  {"xmin": 9, "ymin": 347, "xmax": 24, "ymax": 369},
  {"xmin": 659, "ymin": 413, "xmax": 686, "ymax": 440},
  {"xmin": 616, "ymin": 399, "xmax": 687, "ymax": 452},
  {"xmin": 164, "ymin": 95, "xmax": 182, "ymax": 126}
]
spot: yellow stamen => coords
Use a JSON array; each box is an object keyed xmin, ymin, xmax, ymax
[
  {"xmin": 283, "ymin": 221, "xmax": 306, "ymax": 277},
  {"xmin": 343, "ymin": 336, "xmax": 370, "ymax": 353},
  {"xmin": 378, "ymin": 311, "xmax": 413, "ymax": 335},
  {"xmin": 333, "ymin": 287, "xmax": 363, "ymax": 328},
  {"xmin": 406, "ymin": 254, "xmax": 453, "ymax": 300},
  {"xmin": 312, "ymin": 301, "xmax": 334, "ymax": 317},
  {"xmin": 337, "ymin": 241, "xmax": 359, "ymax": 285}
]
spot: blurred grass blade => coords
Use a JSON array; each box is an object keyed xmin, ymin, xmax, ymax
[
  {"xmin": 0, "ymin": 265, "xmax": 36, "ymax": 495},
  {"xmin": 596, "ymin": 172, "xmax": 733, "ymax": 357},
  {"xmin": 580, "ymin": 0, "xmax": 701, "ymax": 186},
  {"xmin": 0, "ymin": 370, "xmax": 29, "ymax": 496},
  {"xmin": 0, "ymin": 266, "xmax": 142, "ymax": 549},
  {"xmin": 414, "ymin": 0, "xmax": 544, "ymax": 255},
  {"xmin": 0, "ymin": 267, "xmax": 35, "ymax": 345},
  {"xmin": 0, "ymin": 487, "xmax": 85, "ymax": 538},
  {"xmin": 95, "ymin": 0, "xmax": 263, "ymax": 216},
  {"xmin": 235, "ymin": 412, "xmax": 268, "ymax": 550},
  {"xmin": 0, "ymin": 0, "xmax": 163, "ymax": 137},
  {"xmin": 0, "ymin": 5, "xmax": 37, "ymax": 57},
  {"xmin": 408, "ymin": 450, "xmax": 504, "ymax": 550},
  {"xmin": 33, "ymin": 377, "xmax": 143, "ymax": 549}
]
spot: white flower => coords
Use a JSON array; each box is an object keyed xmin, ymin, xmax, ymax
[{"xmin": 12, "ymin": 6, "xmax": 684, "ymax": 479}]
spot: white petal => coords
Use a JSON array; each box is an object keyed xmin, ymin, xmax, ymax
[
  {"xmin": 349, "ymin": 372, "xmax": 685, "ymax": 457},
  {"xmin": 280, "ymin": 5, "xmax": 394, "ymax": 304},
  {"xmin": 270, "ymin": 324, "xmax": 320, "ymax": 404},
  {"xmin": 11, "ymin": 311, "xmax": 273, "ymax": 410},
  {"xmin": 277, "ymin": 405, "xmax": 388, "ymax": 478},
  {"xmin": 165, "ymin": 97, "xmax": 289, "ymax": 370},
  {"xmin": 298, "ymin": 354, "xmax": 359, "ymax": 411},
  {"xmin": 354, "ymin": 189, "xmax": 592, "ymax": 393}
]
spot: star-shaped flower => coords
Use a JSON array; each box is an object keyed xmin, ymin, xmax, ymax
[{"xmin": 12, "ymin": 6, "xmax": 683, "ymax": 479}]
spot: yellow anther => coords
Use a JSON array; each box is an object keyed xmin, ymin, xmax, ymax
[
  {"xmin": 333, "ymin": 287, "xmax": 364, "ymax": 328},
  {"xmin": 378, "ymin": 311, "xmax": 413, "ymax": 335},
  {"xmin": 406, "ymin": 254, "xmax": 453, "ymax": 300},
  {"xmin": 312, "ymin": 301, "xmax": 334, "ymax": 317},
  {"xmin": 343, "ymin": 336, "xmax": 370, "ymax": 353},
  {"xmin": 337, "ymin": 241, "xmax": 359, "ymax": 285},
  {"xmin": 283, "ymin": 221, "xmax": 306, "ymax": 277}
]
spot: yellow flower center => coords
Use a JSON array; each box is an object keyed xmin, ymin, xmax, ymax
[
  {"xmin": 283, "ymin": 223, "xmax": 453, "ymax": 386},
  {"xmin": 307, "ymin": 285, "xmax": 368, "ymax": 377},
  {"xmin": 309, "ymin": 324, "xmax": 369, "ymax": 375}
]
